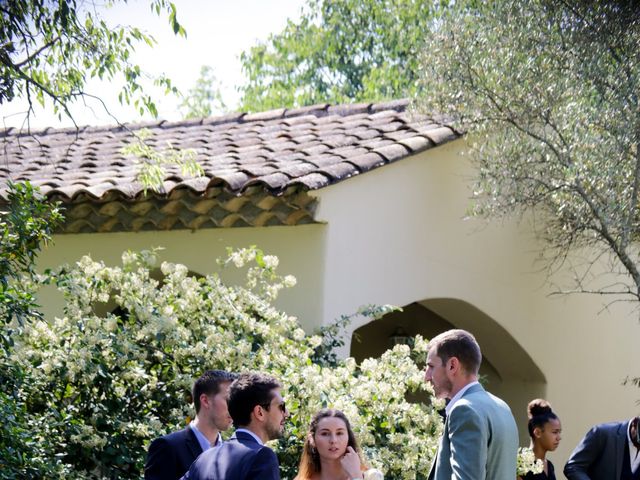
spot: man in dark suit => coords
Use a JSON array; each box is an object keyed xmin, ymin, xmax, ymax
[
  {"xmin": 425, "ymin": 329, "xmax": 518, "ymax": 480},
  {"xmin": 145, "ymin": 370, "xmax": 238, "ymax": 480},
  {"xmin": 564, "ymin": 416, "xmax": 640, "ymax": 479},
  {"xmin": 183, "ymin": 372, "xmax": 287, "ymax": 480}
]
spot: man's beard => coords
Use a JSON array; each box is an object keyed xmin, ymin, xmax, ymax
[
  {"xmin": 265, "ymin": 421, "xmax": 283, "ymax": 441},
  {"xmin": 436, "ymin": 377, "xmax": 453, "ymax": 399}
]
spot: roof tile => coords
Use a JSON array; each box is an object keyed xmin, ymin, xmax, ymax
[
  {"xmin": 423, "ymin": 126, "xmax": 458, "ymax": 145},
  {"xmin": 347, "ymin": 152, "xmax": 386, "ymax": 172},
  {"xmin": 292, "ymin": 172, "xmax": 331, "ymax": 190},
  {"xmin": 373, "ymin": 144, "xmax": 410, "ymax": 163},
  {"xmin": 318, "ymin": 162, "xmax": 359, "ymax": 181},
  {"xmin": 0, "ymin": 99, "xmax": 460, "ymax": 203}
]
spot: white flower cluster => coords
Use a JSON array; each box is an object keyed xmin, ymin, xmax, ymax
[
  {"xmin": 12, "ymin": 247, "xmax": 441, "ymax": 479},
  {"xmin": 516, "ymin": 447, "xmax": 544, "ymax": 476}
]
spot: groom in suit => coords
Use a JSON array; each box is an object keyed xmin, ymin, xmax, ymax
[
  {"xmin": 425, "ymin": 329, "xmax": 518, "ymax": 480},
  {"xmin": 183, "ymin": 372, "xmax": 287, "ymax": 480},
  {"xmin": 564, "ymin": 416, "xmax": 640, "ymax": 479},
  {"xmin": 145, "ymin": 370, "xmax": 238, "ymax": 480}
]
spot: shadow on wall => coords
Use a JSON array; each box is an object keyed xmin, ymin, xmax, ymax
[{"xmin": 350, "ymin": 300, "xmax": 546, "ymax": 446}]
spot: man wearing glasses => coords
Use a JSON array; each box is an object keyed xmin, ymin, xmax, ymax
[{"xmin": 182, "ymin": 372, "xmax": 287, "ymax": 480}]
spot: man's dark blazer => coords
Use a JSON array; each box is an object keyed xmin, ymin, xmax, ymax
[
  {"xmin": 564, "ymin": 420, "xmax": 628, "ymax": 479},
  {"xmin": 145, "ymin": 425, "xmax": 203, "ymax": 480},
  {"xmin": 182, "ymin": 430, "xmax": 279, "ymax": 480}
]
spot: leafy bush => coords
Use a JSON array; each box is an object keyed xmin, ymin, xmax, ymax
[
  {"xmin": 0, "ymin": 182, "xmax": 68, "ymax": 479},
  {"xmin": 11, "ymin": 247, "xmax": 442, "ymax": 479}
]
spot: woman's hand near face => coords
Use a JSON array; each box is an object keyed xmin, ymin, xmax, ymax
[{"xmin": 340, "ymin": 446, "xmax": 363, "ymax": 479}]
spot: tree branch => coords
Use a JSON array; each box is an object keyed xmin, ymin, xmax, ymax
[{"xmin": 12, "ymin": 37, "xmax": 61, "ymax": 69}]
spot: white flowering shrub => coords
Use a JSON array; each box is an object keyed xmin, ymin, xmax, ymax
[
  {"xmin": 11, "ymin": 247, "xmax": 441, "ymax": 479},
  {"xmin": 516, "ymin": 447, "xmax": 544, "ymax": 477}
]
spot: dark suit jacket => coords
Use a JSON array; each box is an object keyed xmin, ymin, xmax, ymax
[
  {"xmin": 183, "ymin": 430, "xmax": 279, "ymax": 480},
  {"xmin": 564, "ymin": 420, "xmax": 628, "ymax": 480},
  {"xmin": 145, "ymin": 425, "xmax": 203, "ymax": 480}
]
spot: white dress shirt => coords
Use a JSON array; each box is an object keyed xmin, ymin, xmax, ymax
[
  {"xmin": 627, "ymin": 419, "xmax": 640, "ymax": 473},
  {"xmin": 445, "ymin": 381, "xmax": 480, "ymax": 417}
]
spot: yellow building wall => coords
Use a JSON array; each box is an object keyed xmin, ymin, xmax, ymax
[
  {"xmin": 313, "ymin": 140, "xmax": 640, "ymax": 472},
  {"xmin": 33, "ymin": 139, "xmax": 640, "ymax": 475},
  {"xmin": 36, "ymin": 223, "xmax": 326, "ymax": 331}
]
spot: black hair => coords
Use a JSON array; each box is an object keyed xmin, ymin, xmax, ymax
[
  {"xmin": 227, "ymin": 372, "xmax": 281, "ymax": 427},
  {"xmin": 527, "ymin": 398, "xmax": 559, "ymax": 438},
  {"xmin": 192, "ymin": 370, "xmax": 238, "ymax": 413}
]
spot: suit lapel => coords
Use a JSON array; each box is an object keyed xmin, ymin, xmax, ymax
[
  {"xmin": 185, "ymin": 425, "xmax": 204, "ymax": 459},
  {"xmin": 429, "ymin": 402, "xmax": 452, "ymax": 480},
  {"xmin": 430, "ymin": 383, "xmax": 482, "ymax": 479},
  {"xmin": 616, "ymin": 421, "xmax": 627, "ymax": 479}
]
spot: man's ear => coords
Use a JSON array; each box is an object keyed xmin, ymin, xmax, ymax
[
  {"xmin": 252, "ymin": 404, "xmax": 265, "ymax": 422},
  {"xmin": 447, "ymin": 357, "xmax": 460, "ymax": 374},
  {"xmin": 199, "ymin": 393, "xmax": 209, "ymax": 409}
]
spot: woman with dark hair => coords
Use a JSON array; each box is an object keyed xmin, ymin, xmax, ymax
[
  {"xmin": 295, "ymin": 409, "xmax": 383, "ymax": 480},
  {"xmin": 519, "ymin": 399, "xmax": 562, "ymax": 480}
]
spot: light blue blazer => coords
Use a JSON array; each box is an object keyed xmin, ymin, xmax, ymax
[{"xmin": 430, "ymin": 383, "xmax": 519, "ymax": 480}]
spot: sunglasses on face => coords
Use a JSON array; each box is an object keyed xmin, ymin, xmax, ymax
[{"xmin": 261, "ymin": 401, "xmax": 286, "ymax": 413}]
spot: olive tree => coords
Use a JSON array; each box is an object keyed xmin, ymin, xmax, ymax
[{"xmin": 417, "ymin": 0, "xmax": 640, "ymax": 304}]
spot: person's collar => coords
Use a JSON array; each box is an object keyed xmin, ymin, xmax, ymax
[
  {"xmin": 190, "ymin": 422, "xmax": 221, "ymax": 450},
  {"xmin": 236, "ymin": 428, "xmax": 264, "ymax": 445},
  {"xmin": 445, "ymin": 381, "xmax": 480, "ymax": 416},
  {"xmin": 628, "ymin": 418, "xmax": 640, "ymax": 449}
]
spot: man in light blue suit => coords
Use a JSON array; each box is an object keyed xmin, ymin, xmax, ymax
[{"xmin": 425, "ymin": 329, "xmax": 519, "ymax": 480}]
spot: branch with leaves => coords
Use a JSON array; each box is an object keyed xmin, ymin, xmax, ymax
[
  {"xmin": 120, "ymin": 128, "xmax": 204, "ymax": 193},
  {"xmin": 1, "ymin": 0, "xmax": 186, "ymax": 130},
  {"xmin": 417, "ymin": 0, "xmax": 640, "ymax": 303}
]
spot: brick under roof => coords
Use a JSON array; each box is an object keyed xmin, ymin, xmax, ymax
[{"xmin": 0, "ymin": 99, "xmax": 460, "ymax": 233}]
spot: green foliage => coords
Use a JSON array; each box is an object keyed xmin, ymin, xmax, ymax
[
  {"xmin": 238, "ymin": 0, "xmax": 452, "ymax": 112},
  {"xmin": 120, "ymin": 128, "xmax": 204, "ymax": 193},
  {"xmin": 312, "ymin": 304, "xmax": 400, "ymax": 367},
  {"xmin": 10, "ymin": 247, "xmax": 441, "ymax": 479},
  {"xmin": 0, "ymin": 182, "xmax": 67, "ymax": 479},
  {"xmin": 180, "ymin": 65, "xmax": 227, "ymax": 119},
  {"xmin": 0, "ymin": 182, "xmax": 62, "ymax": 336},
  {"xmin": 417, "ymin": 0, "xmax": 640, "ymax": 300},
  {"xmin": 0, "ymin": 0, "xmax": 185, "ymax": 125}
]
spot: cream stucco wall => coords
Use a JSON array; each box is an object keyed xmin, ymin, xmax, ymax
[
  {"xmin": 36, "ymin": 224, "xmax": 326, "ymax": 331},
  {"xmin": 33, "ymin": 139, "xmax": 640, "ymax": 476},
  {"xmin": 312, "ymin": 140, "xmax": 640, "ymax": 474}
]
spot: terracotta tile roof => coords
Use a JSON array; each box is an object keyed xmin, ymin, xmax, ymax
[{"xmin": 0, "ymin": 99, "xmax": 460, "ymax": 232}]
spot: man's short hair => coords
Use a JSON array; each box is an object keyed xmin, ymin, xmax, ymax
[
  {"xmin": 428, "ymin": 329, "xmax": 482, "ymax": 375},
  {"xmin": 228, "ymin": 372, "xmax": 281, "ymax": 427},
  {"xmin": 192, "ymin": 370, "xmax": 238, "ymax": 413}
]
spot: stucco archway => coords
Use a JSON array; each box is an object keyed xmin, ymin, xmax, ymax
[{"xmin": 350, "ymin": 299, "xmax": 545, "ymax": 445}]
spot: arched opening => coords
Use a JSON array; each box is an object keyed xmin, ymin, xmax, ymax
[{"xmin": 351, "ymin": 299, "xmax": 545, "ymax": 445}]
